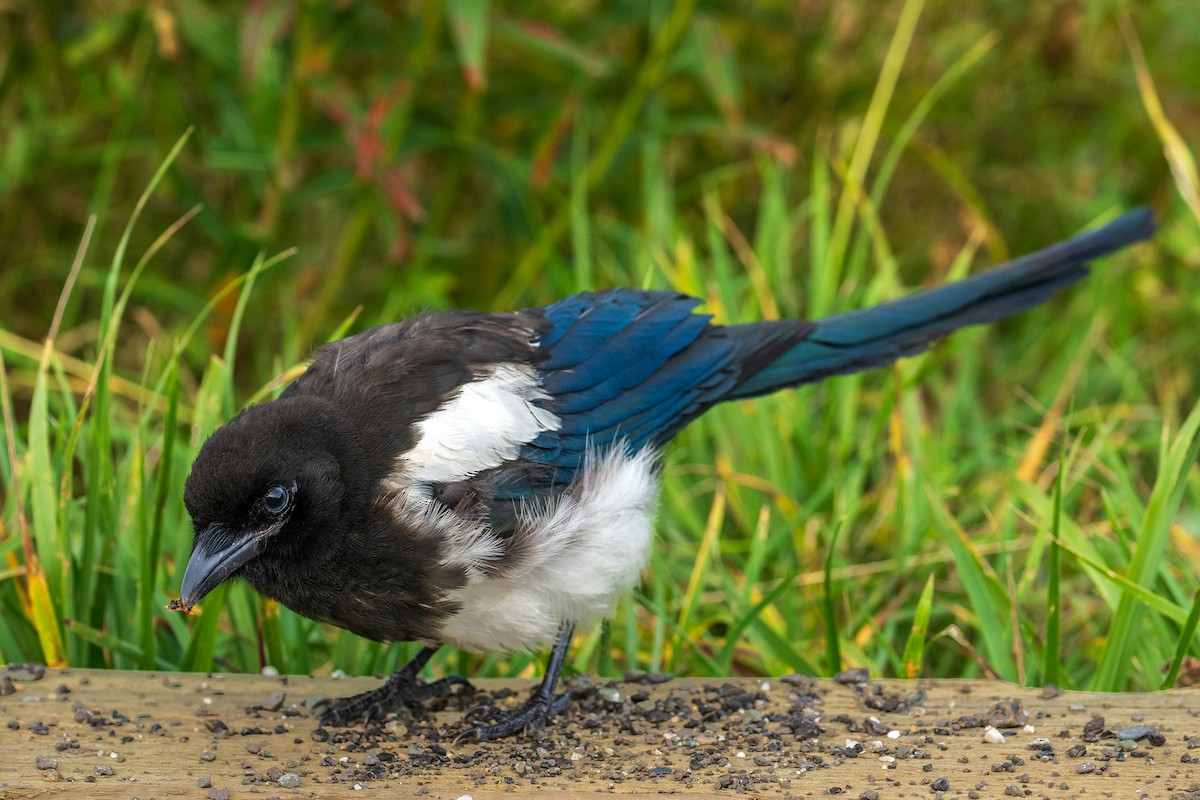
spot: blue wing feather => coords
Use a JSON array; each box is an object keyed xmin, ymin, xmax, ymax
[
  {"xmin": 521, "ymin": 291, "xmax": 741, "ymax": 474},
  {"xmin": 506, "ymin": 208, "xmax": 1153, "ymax": 496}
]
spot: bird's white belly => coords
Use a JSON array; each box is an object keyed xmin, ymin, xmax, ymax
[{"xmin": 435, "ymin": 448, "xmax": 660, "ymax": 653}]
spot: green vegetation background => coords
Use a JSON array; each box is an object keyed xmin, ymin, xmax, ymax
[{"xmin": 1, "ymin": 2, "xmax": 1199, "ymax": 692}]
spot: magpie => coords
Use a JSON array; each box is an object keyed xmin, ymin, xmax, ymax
[{"xmin": 176, "ymin": 208, "xmax": 1153, "ymax": 741}]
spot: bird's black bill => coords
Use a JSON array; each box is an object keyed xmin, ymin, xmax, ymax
[{"xmin": 177, "ymin": 525, "xmax": 265, "ymax": 610}]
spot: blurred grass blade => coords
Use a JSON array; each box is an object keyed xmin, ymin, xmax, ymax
[
  {"xmin": 447, "ymin": 0, "xmax": 489, "ymax": 91},
  {"xmin": 23, "ymin": 557, "xmax": 66, "ymax": 668},
  {"xmin": 0, "ymin": 349, "xmax": 67, "ymax": 667},
  {"xmin": 494, "ymin": 18, "xmax": 609, "ymax": 77},
  {"xmin": 67, "ymin": 619, "xmax": 170, "ymax": 669},
  {"xmin": 181, "ymin": 584, "xmax": 231, "ymax": 672},
  {"xmin": 221, "ymin": 251, "xmax": 270, "ymax": 407},
  {"xmin": 716, "ymin": 569, "xmax": 800, "ymax": 671},
  {"xmin": 902, "ymin": 573, "xmax": 935, "ymax": 679},
  {"xmin": 1122, "ymin": 13, "xmax": 1200, "ymax": 225},
  {"xmin": 928, "ymin": 487, "xmax": 1016, "ymax": 679},
  {"xmin": 689, "ymin": 13, "xmax": 743, "ymax": 128},
  {"xmin": 570, "ymin": 107, "xmax": 593, "ymax": 291},
  {"xmin": 1042, "ymin": 449, "xmax": 1065, "ymax": 687},
  {"xmin": 868, "ymin": 31, "xmax": 997, "ymax": 218},
  {"xmin": 139, "ymin": 358, "xmax": 180, "ymax": 669},
  {"xmin": 1092, "ymin": 399, "xmax": 1200, "ymax": 690},
  {"xmin": 822, "ymin": 520, "xmax": 844, "ymax": 674},
  {"xmin": 827, "ymin": 0, "xmax": 923, "ymax": 276},
  {"xmin": 673, "ymin": 479, "xmax": 725, "ymax": 670},
  {"xmin": 807, "ymin": 142, "xmax": 833, "ymax": 316},
  {"xmin": 1162, "ymin": 588, "xmax": 1200, "ymax": 690},
  {"xmin": 27, "ymin": 349, "xmax": 66, "ymax": 644},
  {"xmin": 1053, "ymin": 536, "xmax": 1187, "ymax": 622}
]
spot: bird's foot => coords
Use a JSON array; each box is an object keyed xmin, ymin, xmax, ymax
[
  {"xmin": 316, "ymin": 672, "xmax": 472, "ymax": 727},
  {"xmin": 454, "ymin": 689, "xmax": 575, "ymax": 743}
]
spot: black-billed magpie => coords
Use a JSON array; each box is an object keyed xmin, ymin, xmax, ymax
[{"xmin": 176, "ymin": 208, "xmax": 1153, "ymax": 740}]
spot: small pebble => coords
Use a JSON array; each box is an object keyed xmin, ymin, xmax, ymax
[
  {"xmin": 1077, "ymin": 762, "xmax": 1097, "ymax": 774},
  {"xmin": 931, "ymin": 777, "xmax": 949, "ymax": 791},
  {"xmin": 834, "ymin": 667, "xmax": 870, "ymax": 686},
  {"xmin": 4, "ymin": 664, "xmax": 47, "ymax": 681},
  {"xmin": 198, "ymin": 777, "xmax": 212, "ymax": 788},
  {"xmin": 1117, "ymin": 725, "xmax": 1158, "ymax": 742},
  {"xmin": 278, "ymin": 773, "xmax": 302, "ymax": 788},
  {"xmin": 261, "ymin": 691, "xmax": 286, "ymax": 712},
  {"xmin": 983, "ymin": 726, "xmax": 1006, "ymax": 744}
]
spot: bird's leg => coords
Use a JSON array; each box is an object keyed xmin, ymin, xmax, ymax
[
  {"xmin": 455, "ymin": 622, "xmax": 576, "ymax": 742},
  {"xmin": 316, "ymin": 645, "xmax": 471, "ymax": 727}
]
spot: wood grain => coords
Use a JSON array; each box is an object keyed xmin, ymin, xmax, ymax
[{"xmin": 0, "ymin": 668, "xmax": 1197, "ymax": 798}]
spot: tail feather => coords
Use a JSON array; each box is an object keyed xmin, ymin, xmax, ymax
[{"xmin": 729, "ymin": 207, "xmax": 1155, "ymax": 399}]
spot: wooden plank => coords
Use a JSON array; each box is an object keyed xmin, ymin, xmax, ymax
[{"xmin": 0, "ymin": 667, "xmax": 1197, "ymax": 798}]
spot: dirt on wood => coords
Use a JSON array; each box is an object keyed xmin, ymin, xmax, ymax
[{"xmin": 0, "ymin": 664, "xmax": 1198, "ymax": 798}]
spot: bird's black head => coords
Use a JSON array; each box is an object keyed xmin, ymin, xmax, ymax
[{"xmin": 178, "ymin": 395, "xmax": 353, "ymax": 610}]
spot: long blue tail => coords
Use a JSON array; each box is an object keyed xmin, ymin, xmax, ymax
[{"xmin": 729, "ymin": 207, "xmax": 1155, "ymax": 399}]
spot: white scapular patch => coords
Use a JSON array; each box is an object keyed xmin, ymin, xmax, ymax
[
  {"xmin": 403, "ymin": 363, "xmax": 561, "ymax": 484},
  {"xmin": 435, "ymin": 447, "xmax": 661, "ymax": 653}
]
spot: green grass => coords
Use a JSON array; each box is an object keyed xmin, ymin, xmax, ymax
[{"xmin": 1, "ymin": 3, "xmax": 1199, "ymax": 692}]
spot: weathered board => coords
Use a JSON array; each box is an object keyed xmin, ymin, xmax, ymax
[{"xmin": 0, "ymin": 666, "xmax": 1197, "ymax": 799}]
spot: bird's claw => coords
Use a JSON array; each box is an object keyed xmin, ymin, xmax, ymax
[
  {"xmin": 462, "ymin": 702, "xmax": 503, "ymax": 723},
  {"xmin": 314, "ymin": 696, "xmax": 387, "ymax": 728},
  {"xmin": 316, "ymin": 675, "xmax": 473, "ymax": 728},
  {"xmin": 453, "ymin": 690, "xmax": 574, "ymax": 744}
]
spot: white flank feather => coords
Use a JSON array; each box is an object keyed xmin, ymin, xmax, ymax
[{"xmin": 436, "ymin": 447, "xmax": 660, "ymax": 653}]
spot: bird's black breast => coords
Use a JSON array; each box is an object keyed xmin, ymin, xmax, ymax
[{"xmin": 240, "ymin": 511, "xmax": 469, "ymax": 643}]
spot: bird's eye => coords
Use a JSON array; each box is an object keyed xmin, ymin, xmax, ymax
[{"xmin": 263, "ymin": 484, "xmax": 291, "ymax": 515}]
